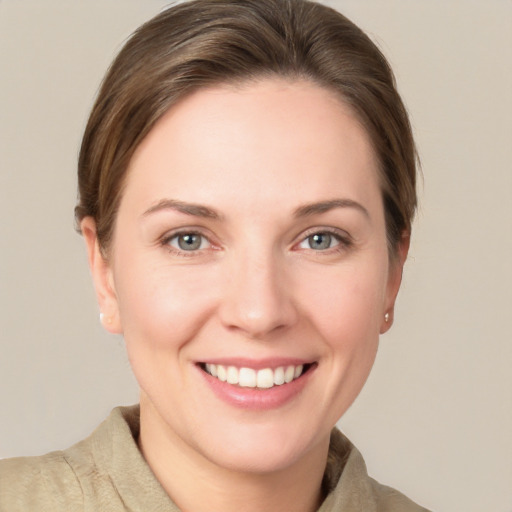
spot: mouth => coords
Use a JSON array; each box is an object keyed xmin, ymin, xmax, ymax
[{"xmin": 198, "ymin": 362, "xmax": 315, "ymax": 390}]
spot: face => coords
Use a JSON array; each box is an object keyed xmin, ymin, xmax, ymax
[{"xmin": 83, "ymin": 79, "xmax": 405, "ymax": 475}]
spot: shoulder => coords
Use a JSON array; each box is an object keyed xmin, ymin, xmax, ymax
[
  {"xmin": 366, "ymin": 477, "xmax": 431, "ymax": 512},
  {"xmin": 321, "ymin": 428, "xmax": 431, "ymax": 512},
  {"xmin": 0, "ymin": 406, "xmax": 150, "ymax": 512},
  {"xmin": 0, "ymin": 450, "xmax": 82, "ymax": 512}
]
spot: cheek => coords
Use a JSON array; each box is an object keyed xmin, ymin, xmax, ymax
[
  {"xmin": 298, "ymin": 264, "xmax": 386, "ymax": 420},
  {"xmin": 113, "ymin": 258, "xmax": 219, "ymax": 349},
  {"xmin": 299, "ymin": 262, "xmax": 387, "ymax": 344},
  {"xmin": 112, "ymin": 260, "xmax": 222, "ymax": 402}
]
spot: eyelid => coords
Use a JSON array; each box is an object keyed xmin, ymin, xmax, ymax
[
  {"xmin": 169, "ymin": 232, "xmax": 210, "ymax": 251},
  {"xmin": 159, "ymin": 227, "xmax": 219, "ymax": 256},
  {"xmin": 157, "ymin": 225, "xmax": 353, "ymax": 256},
  {"xmin": 293, "ymin": 226, "xmax": 353, "ymax": 251}
]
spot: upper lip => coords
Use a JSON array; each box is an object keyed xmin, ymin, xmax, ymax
[{"xmin": 196, "ymin": 357, "xmax": 315, "ymax": 370}]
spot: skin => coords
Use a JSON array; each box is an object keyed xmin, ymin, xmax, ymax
[{"xmin": 82, "ymin": 79, "xmax": 408, "ymax": 512}]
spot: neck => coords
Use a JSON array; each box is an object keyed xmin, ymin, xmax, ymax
[{"xmin": 138, "ymin": 396, "xmax": 329, "ymax": 512}]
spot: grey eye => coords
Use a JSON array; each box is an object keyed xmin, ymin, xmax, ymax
[
  {"xmin": 300, "ymin": 232, "xmax": 340, "ymax": 251},
  {"xmin": 170, "ymin": 233, "xmax": 206, "ymax": 251},
  {"xmin": 308, "ymin": 233, "xmax": 332, "ymax": 250}
]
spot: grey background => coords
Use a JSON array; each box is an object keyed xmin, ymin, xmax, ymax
[{"xmin": 1, "ymin": 1, "xmax": 511, "ymax": 511}]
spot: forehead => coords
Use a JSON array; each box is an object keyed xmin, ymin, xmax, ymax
[{"xmin": 122, "ymin": 78, "xmax": 381, "ymax": 217}]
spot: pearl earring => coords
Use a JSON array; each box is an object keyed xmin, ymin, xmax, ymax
[
  {"xmin": 384, "ymin": 312, "xmax": 390, "ymax": 323},
  {"xmin": 100, "ymin": 312, "xmax": 112, "ymax": 325}
]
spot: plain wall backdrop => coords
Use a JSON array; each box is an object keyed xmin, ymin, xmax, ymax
[{"xmin": 1, "ymin": 1, "xmax": 511, "ymax": 511}]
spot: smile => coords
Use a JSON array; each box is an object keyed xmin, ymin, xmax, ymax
[{"xmin": 200, "ymin": 363, "xmax": 312, "ymax": 389}]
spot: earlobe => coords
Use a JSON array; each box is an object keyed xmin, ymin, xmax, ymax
[
  {"xmin": 380, "ymin": 231, "xmax": 410, "ymax": 334},
  {"xmin": 81, "ymin": 217, "xmax": 122, "ymax": 334}
]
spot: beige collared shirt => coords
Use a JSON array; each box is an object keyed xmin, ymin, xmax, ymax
[{"xmin": 0, "ymin": 405, "xmax": 429, "ymax": 511}]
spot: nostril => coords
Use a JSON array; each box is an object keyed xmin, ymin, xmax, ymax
[{"xmin": 219, "ymin": 300, "xmax": 298, "ymax": 340}]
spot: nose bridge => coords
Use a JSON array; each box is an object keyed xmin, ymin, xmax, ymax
[{"xmin": 219, "ymin": 242, "xmax": 296, "ymax": 338}]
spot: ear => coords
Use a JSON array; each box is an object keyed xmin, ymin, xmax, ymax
[
  {"xmin": 81, "ymin": 217, "xmax": 122, "ymax": 334},
  {"xmin": 380, "ymin": 232, "xmax": 410, "ymax": 334}
]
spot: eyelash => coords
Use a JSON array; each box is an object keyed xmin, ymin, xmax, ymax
[
  {"xmin": 159, "ymin": 227, "xmax": 353, "ymax": 257},
  {"xmin": 160, "ymin": 230, "xmax": 215, "ymax": 257},
  {"xmin": 296, "ymin": 227, "xmax": 353, "ymax": 254}
]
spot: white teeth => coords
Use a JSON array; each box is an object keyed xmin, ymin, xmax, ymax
[
  {"xmin": 256, "ymin": 368, "xmax": 274, "ymax": 389},
  {"xmin": 205, "ymin": 363, "xmax": 217, "ymax": 377},
  {"xmin": 204, "ymin": 363, "xmax": 307, "ymax": 389},
  {"xmin": 284, "ymin": 365, "xmax": 295, "ymax": 383},
  {"xmin": 226, "ymin": 366, "xmax": 238, "ymax": 384},
  {"xmin": 217, "ymin": 365, "xmax": 227, "ymax": 382},
  {"xmin": 239, "ymin": 367, "xmax": 256, "ymax": 387},
  {"xmin": 273, "ymin": 366, "xmax": 285, "ymax": 385}
]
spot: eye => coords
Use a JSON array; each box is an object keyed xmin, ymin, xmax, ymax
[
  {"xmin": 167, "ymin": 232, "xmax": 210, "ymax": 252},
  {"xmin": 298, "ymin": 231, "xmax": 342, "ymax": 251}
]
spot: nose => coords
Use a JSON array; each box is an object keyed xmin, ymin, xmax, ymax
[{"xmin": 218, "ymin": 249, "xmax": 298, "ymax": 339}]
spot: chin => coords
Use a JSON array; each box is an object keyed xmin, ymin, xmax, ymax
[{"xmin": 197, "ymin": 421, "xmax": 324, "ymax": 475}]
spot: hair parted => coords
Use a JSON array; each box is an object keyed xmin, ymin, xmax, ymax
[{"xmin": 75, "ymin": 0, "xmax": 418, "ymax": 256}]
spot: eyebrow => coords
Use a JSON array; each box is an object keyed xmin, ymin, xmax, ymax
[
  {"xmin": 294, "ymin": 199, "xmax": 370, "ymax": 219},
  {"xmin": 142, "ymin": 197, "xmax": 369, "ymax": 221},
  {"xmin": 142, "ymin": 199, "xmax": 222, "ymax": 220}
]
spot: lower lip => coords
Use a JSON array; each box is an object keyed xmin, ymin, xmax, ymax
[{"xmin": 197, "ymin": 365, "xmax": 315, "ymax": 410}]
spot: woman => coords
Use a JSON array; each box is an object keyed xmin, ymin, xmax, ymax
[{"xmin": 0, "ymin": 1, "xmax": 428, "ymax": 510}]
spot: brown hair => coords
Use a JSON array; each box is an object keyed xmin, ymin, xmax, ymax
[{"xmin": 75, "ymin": 0, "xmax": 418, "ymax": 256}]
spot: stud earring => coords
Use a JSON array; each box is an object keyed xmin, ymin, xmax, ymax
[
  {"xmin": 100, "ymin": 312, "xmax": 112, "ymax": 325},
  {"xmin": 384, "ymin": 312, "xmax": 390, "ymax": 323}
]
